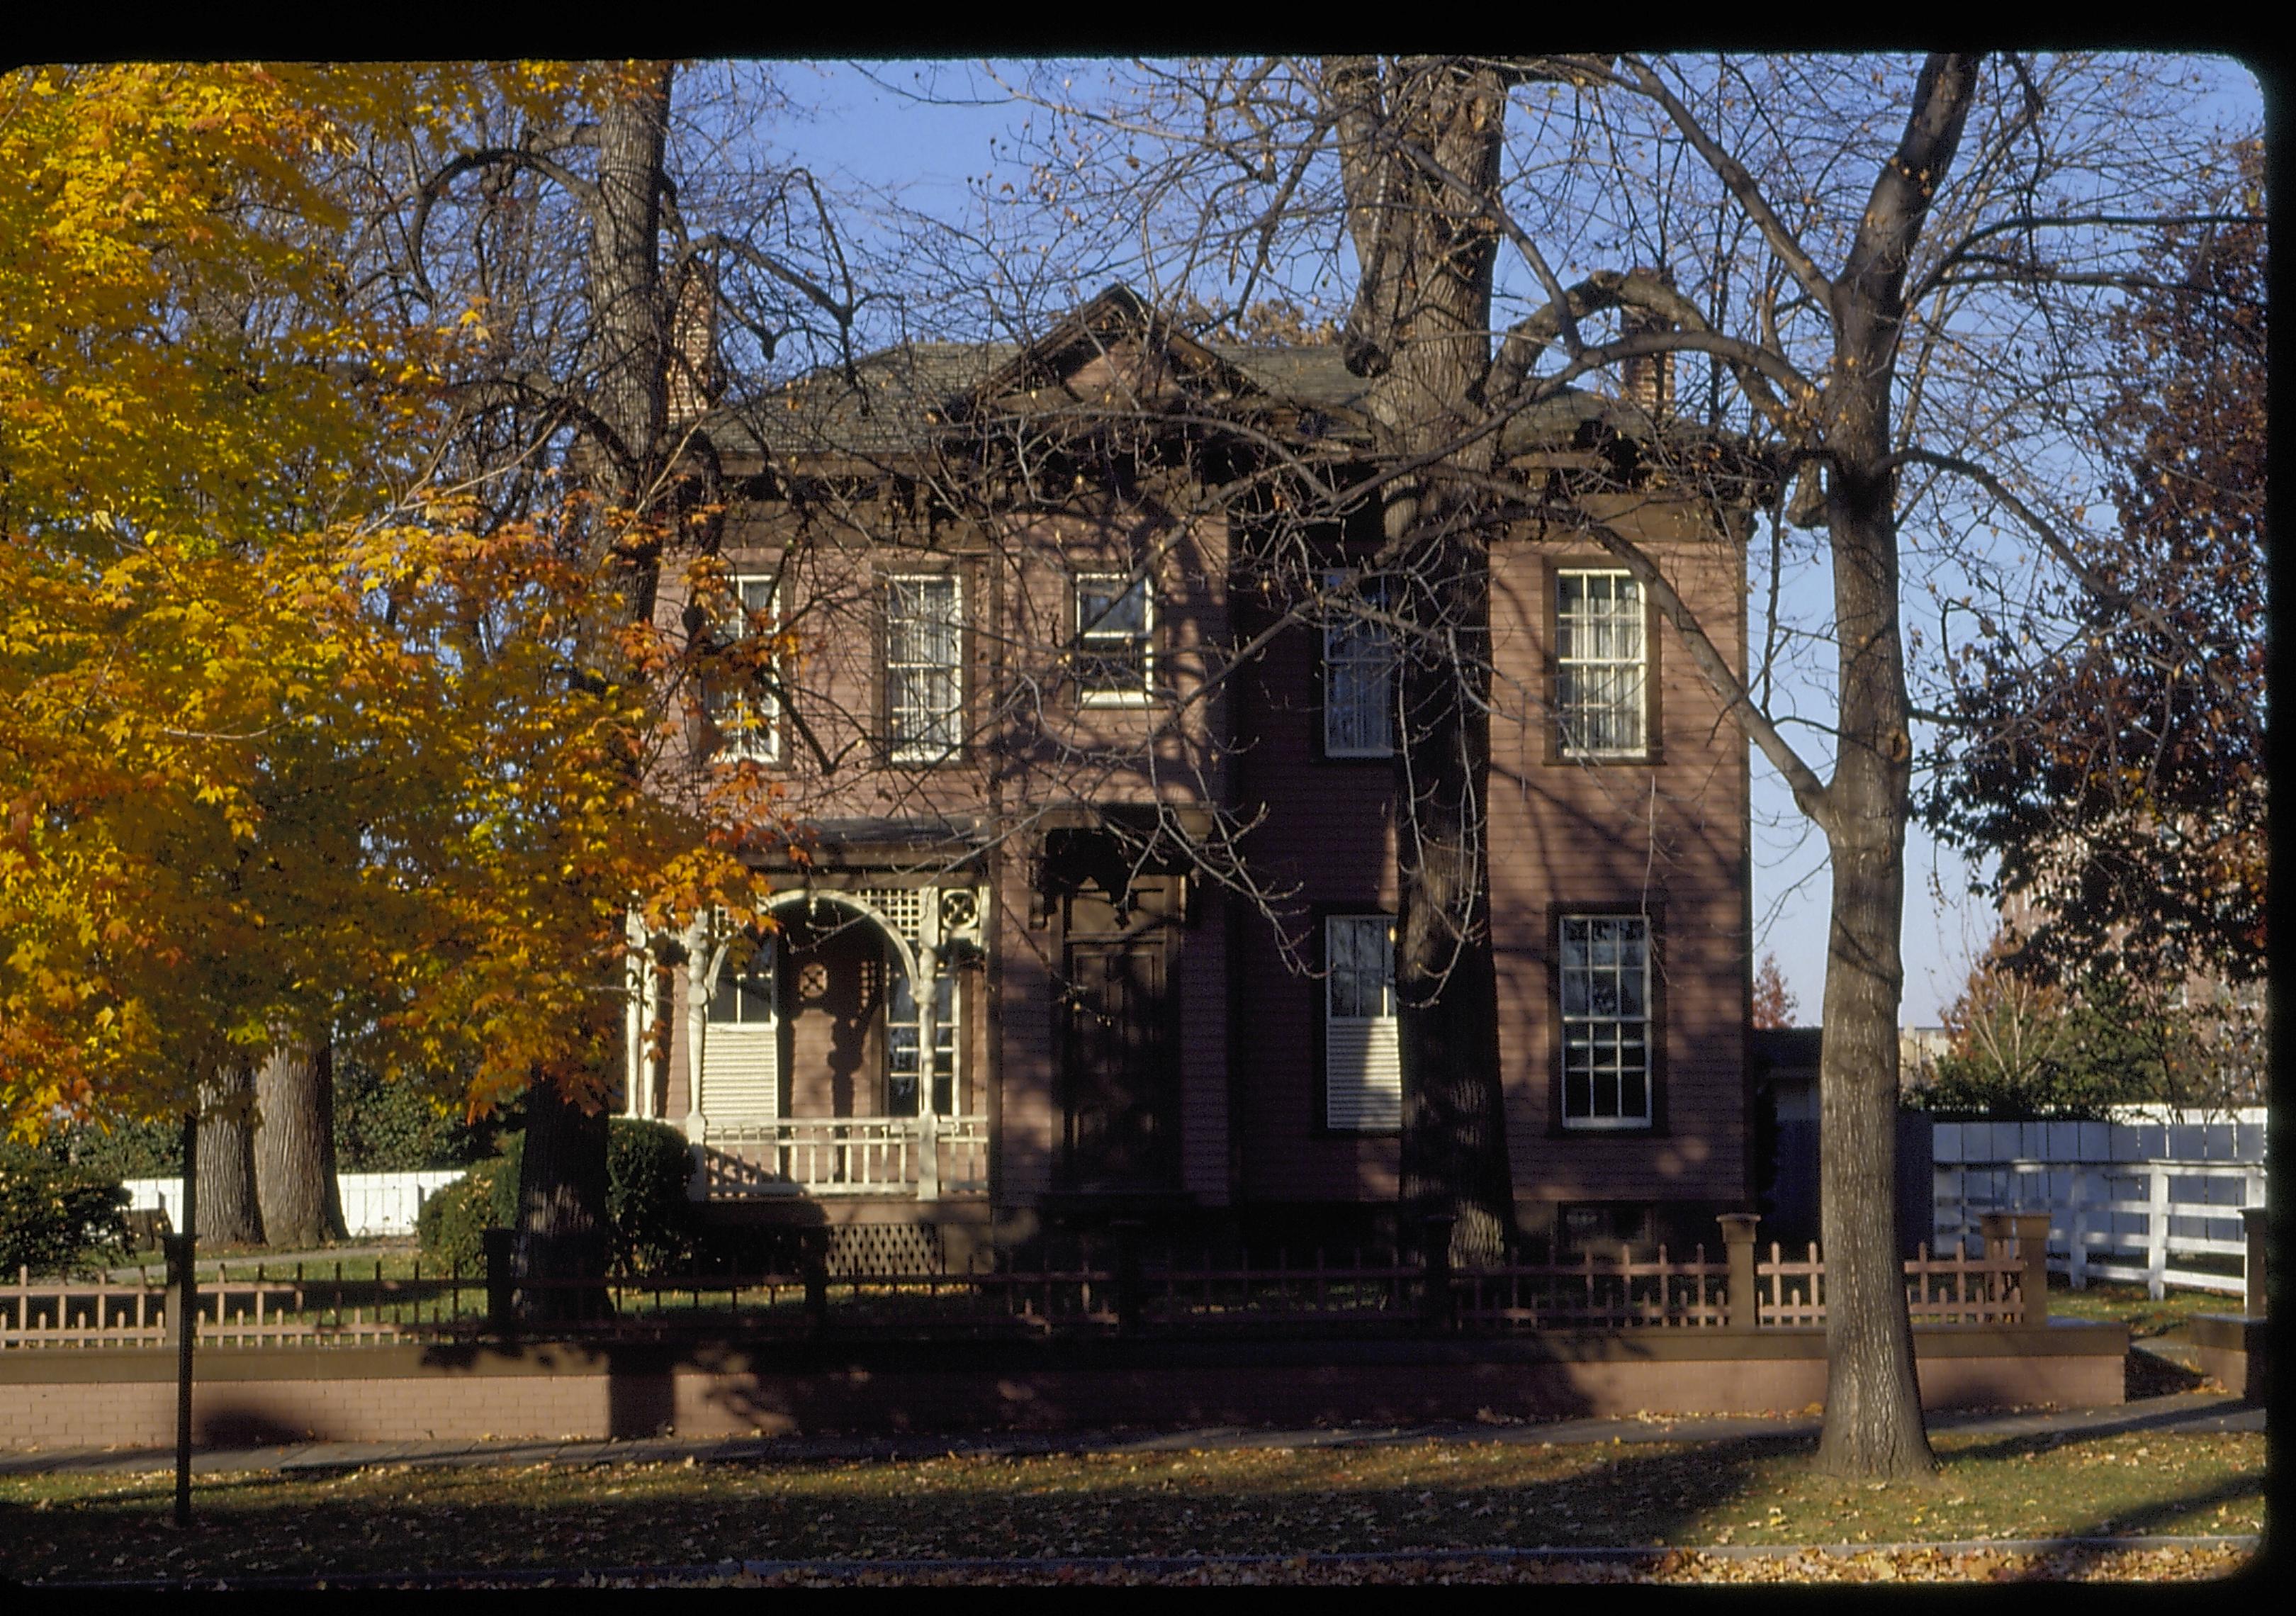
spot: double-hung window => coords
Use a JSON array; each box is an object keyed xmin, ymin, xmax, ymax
[
  {"xmin": 711, "ymin": 574, "xmax": 780, "ymax": 763},
  {"xmin": 1075, "ymin": 572, "xmax": 1153, "ymax": 703},
  {"xmin": 887, "ymin": 970, "xmax": 957, "ymax": 1116},
  {"xmin": 1325, "ymin": 915, "xmax": 1400, "ymax": 1131},
  {"xmin": 1323, "ymin": 572, "xmax": 1395, "ymax": 757},
  {"xmin": 1559, "ymin": 914, "xmax": 1653, "ymax": 1128},
  {"xmin": 885, "ymin": 574, "xmax": 963, "ymax": 763},
  {"xmin": 1555, "ymin": 569, "xmax": 1647, "ymax": 758},
  {"xmin": 702, "ymin": 931, "xmax": 778, "ymax": 1123}
]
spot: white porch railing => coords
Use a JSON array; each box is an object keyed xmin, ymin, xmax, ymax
[
  {"xmin": 699, "ymin": 1116, "xmax": 989, "ymax": 1201},
  {"xmin": 1931, "ymin": 1118, "xmax": 2267, "ymax": 1301}
]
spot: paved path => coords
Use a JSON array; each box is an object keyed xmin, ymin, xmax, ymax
[
  {"xmin": 0, "ymin": 1390, "xmax": 2260, "ymax": 1480},
  {"xmin": 101, "ymin": 1240, "xmax": 419, "ymax": 1283}
]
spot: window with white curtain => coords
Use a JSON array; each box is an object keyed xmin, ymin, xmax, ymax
[{"xmin": 1556, "ymin": 569, "xmax": 1647, "ymax": 758}]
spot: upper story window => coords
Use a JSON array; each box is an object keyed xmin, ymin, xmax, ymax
[
  {"xmin": 1075, "ymin": 572, "xmax": 1154, "ymax": 705},
  {"xmin": 885, "ymin": 574, "xmax": 963, "ymax": 763},
  {"xmin": 1325, "ymin": 914, "xmax": 1400, "ymax": 1132},
  {"xmin": 711, "ymin": 574, "xmax": 780, "ymax": 763},
  {"xmin": 1555, "ymin": 569, "xmax": 1647, "ymax": 758},
  {"xmin": 1323, "ymin": 572, "xmax": 1395, "ymax": 758},
  {"xmin": 1559, "ymin": 914, "xmax": 1652, "ymax": 1128}
]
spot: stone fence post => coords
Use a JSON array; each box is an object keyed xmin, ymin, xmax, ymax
[
  {"xmin": 1981, "ymin": 1210, "xmax": 2052, "ymax": 1325},
  {"xmin": 1717, "ymin": 1213, "xmax": 1762, "ymax": 1330}
]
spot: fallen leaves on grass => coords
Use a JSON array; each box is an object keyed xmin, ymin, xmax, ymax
[{"xmin": 0, "ymin": 1430, "xmax": 2263, "ymax": 1585}]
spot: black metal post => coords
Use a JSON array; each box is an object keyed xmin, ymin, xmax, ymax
[
  {"xmin": 1113, "ymin": 1219, "xmax": 1144, "ymax": 1337},
  {"xmin": 483, "ymin": 1228, "xmax": 516, "ymax": 1336},
  {"xmin": 173, "ymin": 1106, "xmax": 198, "ymax": 1529},
  {"xmin": 803, "ymin": 1228, "xmax": 829, "ymax": 1335},
  {"xmin": 1422, "ymin": 1213, "xmax": 1456, "ymax": 1332}
]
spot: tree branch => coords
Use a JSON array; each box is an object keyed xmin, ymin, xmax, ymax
[
  {"xmin": 1889, "ymin": 446, "xmax": 2251, "ymax": 713},
  {"xmin": 1611, "ymin": 55, "xmax": 1837, "ymax": 310}
]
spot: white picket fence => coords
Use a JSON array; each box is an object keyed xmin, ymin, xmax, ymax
[
  {"xmin": 1931, "ymin": 1113, "xmax": 2266, "ymax": 1302},
  {"xmin": 120, "ymin": 1169, "xmax": 468, "ymax": 1240}
]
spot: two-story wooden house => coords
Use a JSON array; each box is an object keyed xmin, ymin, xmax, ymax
[{"xmin": 623, "ymin": 286, "xmax": 1755, "ymax": 1263}]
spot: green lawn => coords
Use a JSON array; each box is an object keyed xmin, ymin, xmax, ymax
[
  {"xmin": 2048, "ymin": 1279, "xmax": 2241, "ymax": 1340},
  {"xmin": 0, "ymin": 1427, "xmax": 2261, "ymax": 1584}
]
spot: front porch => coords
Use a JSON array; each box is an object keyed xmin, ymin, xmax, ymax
[
  {"xmin": 626, "ymin": 872, "xmax": 994, "ymax": 1211},
  {"xmin": 698, "ymin": 1113, "xmax": 989, "ymax": 1201}
]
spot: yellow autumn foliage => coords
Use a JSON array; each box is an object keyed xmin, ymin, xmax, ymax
[{"xmin": 1, "ymin": 64, "xmax": 781, "ymax": 1133}]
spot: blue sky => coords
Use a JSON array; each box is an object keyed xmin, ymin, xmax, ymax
[{"xmin": 758, "ymin": 57, "xmax": 2264, "ymax": 1026}]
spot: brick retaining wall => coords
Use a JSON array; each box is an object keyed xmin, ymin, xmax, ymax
[{"xmin": 1, "ymin": 1325, "xmax": 2125, "ymax": 1450}]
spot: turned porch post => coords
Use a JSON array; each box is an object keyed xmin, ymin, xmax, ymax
[{"xmin": 913, "ymin": 940, "xmax": 942, "ymax": 1201}]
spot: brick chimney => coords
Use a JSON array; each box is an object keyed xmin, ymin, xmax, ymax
[
  {"xmin": 1619, "ymin": 266, "xmax": 1675, "ymax": 420},
  {"xmin": 667, "ymin": 259, "xmax": 722, "ymax": 424}
]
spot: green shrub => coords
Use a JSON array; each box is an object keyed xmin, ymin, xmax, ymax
[
  {"xmin": 0, "ymin": 1140, "xmax": 130, "ymax": 1276},
  {"xmin": 334, "ymin": 1059, "xmax": 505, "ymax": 1172},
  {"xmin": 607, "ymin": 1118, "xmax": 696, "ymax": 1276},
  {"xmin": 59, "ymin": 1113, "xmax": 182, "ymax": 1179},
  {"xmin": 413, "ymin": 1160, "xmax": 507, "ymax": 1274},
  {"xmin": 419, "ymin": 1121, "xmax": 695, "ymax": 1278}
]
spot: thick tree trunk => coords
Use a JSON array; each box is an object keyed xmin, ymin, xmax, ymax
[
  {"xmin": 194, "ymin": 1060, "xmax": 262, "ymax": 1247},
  {"xmin": 1811, "ymin": 420, "xmax": 1936, "ymax": 1480},
  {"xmin": 512, "ymin": 60, "xmax": 675, "ymax": 1313},
  {"xmin": 1327, "ymin": 58, "xmax": 1517, "ymax": 1264},
  {"xmin": 254, "ymin": 1034, "xmax": 347, "ymax": 1249},
  {"xmin": 513, "ymin": 1077, "xmax": 614, "ymax": 1322},
  {"xmin": 1395, "ymin": 512, "xmax": 1512, "ymax": 1266}
]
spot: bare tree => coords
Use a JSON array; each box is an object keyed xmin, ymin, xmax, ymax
[
  {"xmin": 917, "ymin": 50, "xmax": 2253, "ymax": 1478},
  {"xmin": 349, "ymin": 61, "xmax": 871, "ymax": 1313}
]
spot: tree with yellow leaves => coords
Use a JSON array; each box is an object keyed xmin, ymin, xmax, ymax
[{"xmin": 0, "ymin": 64, "xmax": 784, "ymax": 1259}]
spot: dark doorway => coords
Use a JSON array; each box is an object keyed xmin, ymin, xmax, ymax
[{"xmin": 1061, "ymin": 937, "xmax": 1178, "ymax": 1191}]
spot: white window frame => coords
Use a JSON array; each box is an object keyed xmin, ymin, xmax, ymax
[
  {"xmin": 1323, "ymin": 571, "xmax": 1395, "ymax": 758},
  {"xmin": 712, "ymin": 573, "xmax": 781, "ymax": 763},
  {"xmin": 707, "ymin": 933, "xmax": 778, "ymax": 1027},
  {"xmin": 1075, "ymin": 571, "xmax": 1154, "ymax": 705},
  {"xmin": 1325, "ymin": 914, "xmax": 1401, "ymax": 1133},
  {"xmin": 1555, "ymin": 568, "xmax": 1648, "ymax": 759},
  {"xmin": 1559, "ymin": 914, "xmax": 1653, "ymax": 1129},
  {"xmin": 886, "ymin": 966, "xmax": 959, "ymax": 1117},
  {"xmin": 701, "ymin": 931, "xmax": 779, "ymax": 1123},
  {"xmin": 885, "ymin": 573, "xmax": 964, "ymax": 763}
]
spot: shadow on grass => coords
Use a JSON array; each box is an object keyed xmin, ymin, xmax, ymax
[{"xmin": 4, "ymin": 1415, "xmax": 2262, "ymax": 1584}]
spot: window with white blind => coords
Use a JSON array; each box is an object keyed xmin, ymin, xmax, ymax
[
  {"xmin": 1323, "ymin": 572, "xmax": 1395, "ymax": 757},
  {"xmin": 1325, "ymin": 914, "xmax": 1400, "ymax": 1132},
  {"xmin": 1559, "ymin": 914, "xmax": 1652, "ymax": 1128},
  {"xmin": 1555, "ymin": 569, "xmax": 1647, "ymax": 758},
  {"xmin": 711, "ymin": 574, "xmax": 780, "ymax": 763},
  {"xmin": 885, "ymin": 574, "xmax": 963, "ymax": 763},
  {"xmin": 702, "ymin": 933, "xmax": 778, "ymax": 1123}
]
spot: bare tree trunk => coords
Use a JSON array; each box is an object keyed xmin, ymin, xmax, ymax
[
  {"xmin": 512, "ymin": 60, "xmax": 675, "ymax": 1314},
  {"xmin": 1328, "ymin": 57, "xmax": 1516, "ymax": 1264},
  {"xmin": 1395, "ymin": 510, "xmax": 1512, "ymax": 1265},
  {"xmin": 1811, "ymin": 332, "xmax": 1935, "ymax": 1483},
  {"xmin": 254, "ymin": 1034, "xmax": 347, "ymax": 1249},
  {"xmin": 1801, "ymin": 52, "xmax": 1977, "ymax": 1481},
  {"xmin": 195, "ymin": 1060, "xmax": 262, "ymax": 1247}
]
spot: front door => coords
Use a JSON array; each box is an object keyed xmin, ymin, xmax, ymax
[{"xmin": 1060, "ymin": 937, "xmax": 1178, "ymax": 1190}]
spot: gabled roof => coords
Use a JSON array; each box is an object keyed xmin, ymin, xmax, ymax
[{"xmin": 713, "ymin": 284, "xmax": 1678, "ymax": 473}]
